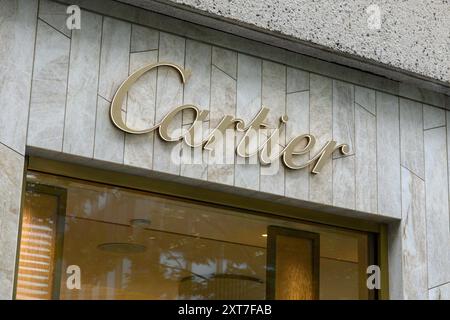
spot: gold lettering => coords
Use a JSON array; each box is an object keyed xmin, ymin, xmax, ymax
[
  {"xmin": 184, "ymin": 109, "xmax": 210, "ymax": 147},
  {"xmin": 236, "ymin": 107, "xmax": 270, "ymax": 157},
  {"xmin": 203, "ymin": 115, "xmax": 244, "ymax": 151},
  {"xmin": 259, "ymin": 115, "xmax": 288, "ymax": 165},
  {"xmin": 109, "ymin": 61, "xmax": 350, "ymax": 175},
  {"xmin": 308, "ymin": 141, "xmax": 349, "ymax": 174},
  {"xmin": 110, "ymin": 62, "xmax": 186, "ymax": 134},
  {"xmin": 282, "ymin": 134, "xmax": 316, "ymax": 169},
  {"xmin": 158, "ymin": 105, "xmax": 198, "ymax": 142}
]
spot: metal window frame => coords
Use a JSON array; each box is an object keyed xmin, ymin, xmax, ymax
[
  {"xmin": 266, "ymin": 226, "xmax": 320, "ymax": 300},
  {"xmin": 13, "ymin": 183, "xmax": 67, "ymax": 300}
]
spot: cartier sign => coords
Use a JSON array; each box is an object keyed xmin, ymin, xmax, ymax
[{"xmin": 110, "ymin": 62, "xmax": 349, "ymax": 174}]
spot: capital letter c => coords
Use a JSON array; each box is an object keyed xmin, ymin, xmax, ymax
[{"xmin": 110, "ymin": 62, "xmax": 187, "ymax": 134}]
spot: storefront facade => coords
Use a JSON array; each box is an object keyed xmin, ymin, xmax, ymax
[{"xmin": 1, "ymin": 0, "xmax": 449, "ymax": 300}]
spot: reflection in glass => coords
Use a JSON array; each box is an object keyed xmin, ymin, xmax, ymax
[
  {"xmin": 15, "ymin": 172, "xmax": 374, "ymax": 300},
  {"xmin": 16, "ymin": 191, "xmax": 59, "ymax": 300},
  {"xmin": 274, "ymin": 235, "xmax": 316, "ymax": 300}
]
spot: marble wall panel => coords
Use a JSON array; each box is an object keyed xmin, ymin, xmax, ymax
[
  {"xmin": 401, "ymin": 167, "xmax": 428, "ymax": 299},
  {"xmin": 332, "ymin": 80, "xmax": 354, "ymax": 157},
  {"xmin": 332, "ymin": 155, "xmax": 355, "ymax": 209},
  {"xmin": 130, "ymin": 24, "xmax": 158, "ymax": 52},
  {"xmin": 423, "ymin": 104, "xmax": 445, "ymax": 130},
  {"xmin": 424, "ymin": 127, "xmax": 450, "ymax": 288},
  {"xmin": 309, "ymin": 74, "xmax": 333, "ymax": 205},
  {"xmin": 285, "ymin": 89, "xmax": 309, "ymax": 200},
  {"xmin": 180, "ymin": 40, "xmax": 211, "ymax": 180},
  {"xmin": 63, "ymin": 11, "xmax": 102, "ymax": 157},
  {"xmin": 234, "ymin": 54, "xmax": 262, "ymax": 191},
  {"xmin": 355, "ymin": 105, "xmax": 377, "ymax": 213},
  {"xmin": 207, "ymin": 47, "xmax": 237, "ymax": 186},
  {"xmin": 124, "ymin": 50, "xmax": 158, "ymax": 170},
  {"xmin": 94, "ymin": 17, "xmax": 130, "ymax": 163},
  {"xmin": 0, "ymin": 0, "xmax": 37, "ymax": 154},
  {"xmin": 28, "ymin": 20, "xmax": 70, "ymax": 151},
  {"xmin": 260, "ymin": 61, "xmax": 286, "ymax": 196},
  {"xmin": 355, "ymin": 86, "xmax": 376, "ymax": 115},
  {"xmin": 429, "ymin": 283, "xmax": 450, "ymax": 300},
  {"xmin": 376, "ymin": 92, "xmax": 401, "ymax": 218},
  {"xmin": 0, "ymin": 144, "xmax": 24, "ymax": 299},
  {"xmin": 39, "ymin": 0, "xmax": 71, "ymax": 37},
  {"xmin": 400, "ymin": 98, "xmax": 424, "ymax": 179},
  {"xmin": 152, "ymin": 32, "xmax": 185, "ymax": 175}
]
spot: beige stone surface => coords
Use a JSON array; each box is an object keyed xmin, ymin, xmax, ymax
[
  {"xmin": 0, "ymin": 0, "xmax": 37, "ymax": 154},
  {"xmin": 429, "ymin": 283, "xmax": 450, "ymax": 300},
  {"xmin": 0, "ymin": 144, "xmax": 24, "ymax": 299},
  {"xmin": 63, "ymin": 11, "xmax": 102, "ymax": 157},
  {"xmin": 401, "ymin": 167, "xmax": 428, "ymax": 299},
  {"xmin": 400, "ymin": 98, "xmax": 424, "ymax": 179},
  {"xmin": 309, "ymin": 74, "xmax": 333, "ymax": 205},
  {"xmin": 39, "ymin": 0, "xmax": 71, "ymax": 37},
  {"xmin": 98, "ymin": 17, "xmax": 131, "ymax": 102},
  {"xmin": 286, "ymin": 67, "xmax": 309, "ymax": 93},
  {"xmin": 131, "ymin": 24, "xmax": 159, "ymax": 52},
  {"xmin": 234, "ymin": 54, "xmax": 261, "ymax": 191},
  {"xmin": 332, "ymin": 80, "xmax": 354, "ymax": 158},
  {"xmin": 423, "ymin": 104, "xmax": 445, "ymax": 130},
  {"xmin": 124, "ymin": 50, "xmax": 158, "ymax": 170},
  {"xmin": 355, "ymin": 86, "xmax": 376, "ymax": 115},
  {"xmin": 153, "ymin": 32, "xmax": 185, "ymax": 175},
  {"xmin": 355, "ymin": 105, "xmax": 377, "ymax": 213},
  {"xmin": 332, "ymin": 156, "xmax": 355, "ymax": 210},
  {"xmin": 180, "ymin": 40, "xmax": 211, "ymax": 180},
  {"xmin": 28, "ymin": 20, "xmax": 70, "ymax": 151},
  {"xmin": 424, "ymin": 127, "xmax": 450, "ymax": 288},
  {"xmin": 285, "ymin": 90, "xmax": 309, "ymax": 200},
  {"xmin": 94, "ymin": 96, "xmax": 125, "ymax": 163},
  {"xmin": 376, "ymin": 92, "xmax": 401, "ymax": 218},
  {"xmin": 260, "ymin": 61, "xmax": 285, "ymax": 196},
  {"xmin": 207, "ymin": 48, "xmax": 237, "ymax": 186}
]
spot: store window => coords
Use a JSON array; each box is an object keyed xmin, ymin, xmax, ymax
[{"xmin": 15, "ymin": 171, "xmax": 376, "ymax": 300}]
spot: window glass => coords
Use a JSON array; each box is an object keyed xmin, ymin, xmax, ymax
[{"xmin": 15, "ymin": 171, "xmax": 374, "ymax": 300}]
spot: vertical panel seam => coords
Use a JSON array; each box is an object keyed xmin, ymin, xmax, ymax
[
  {"xmin": 92, "ymin": 16, "xmax": 104, "ymax": 159},
  {"xmin": 61, "ymin": 14, "xmax": 74, "ymax": 153},
  {"xmin": 24, "ymin": 0, "xmax": 41, "ymax": 155}
]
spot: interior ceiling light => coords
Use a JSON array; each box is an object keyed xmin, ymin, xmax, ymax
[
  {"xmin": 180, "ymin": 273, "xmax": 263, "ymax": 284},
  {"xmin": 130, "ymin": 218, "xmax": 151, "ymax": 228},
  {"xmin": 97, "ymin": 242, "xmax": 147, "ymax": 253}
]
